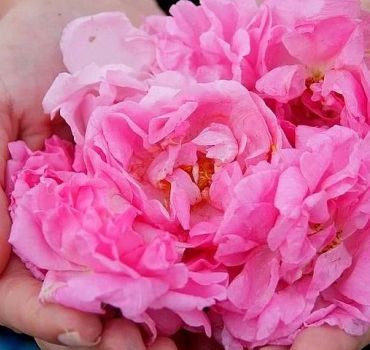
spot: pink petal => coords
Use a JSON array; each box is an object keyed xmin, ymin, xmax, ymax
[
  {"xmin": 256, "ymin": 65, "xmax": 307, "ymax": 103},
  {"xmin": 61, "ymin": 12, "xmax": 156, "ymax": 73}
]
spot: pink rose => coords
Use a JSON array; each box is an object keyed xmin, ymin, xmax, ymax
[
  {"xmin": 78, "ymin": 78, "xmax": 284, "ymax": 233},
  {"xmin": 43, "ymin": 12, "xmax": 157, "ymax": 144},
  {"xmin": 144, "ymin": 0, "xmax": 258, "ymax": 84},
  {"xmin": 215, "ymin": 125, "xmax": 370, "ymax": 348},
  {"xmin": 10, "ymin": 67, "xmax": 283, "ymax": 339},
  {"xmin": 254, "ymin": 1, "xmax": 370, "ymax": 139},
  {"xmin": 7, "ymin": 137, "xmax": 227, "ymax": 336},
  {"xmin": 143, "ymin": 0, "xmax": 370, "ymax": 140}
]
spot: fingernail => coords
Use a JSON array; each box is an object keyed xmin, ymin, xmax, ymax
[{"xmin": 57, "ymin": 331, "xmax": 101, "ymax": 347}]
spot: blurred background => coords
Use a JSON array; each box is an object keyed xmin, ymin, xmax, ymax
[{"xmin": 0, "ymin": 328, "xmax": 38, "ymax": 350}]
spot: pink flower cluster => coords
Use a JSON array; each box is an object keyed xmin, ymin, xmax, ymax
[{"xmin": 6, "ymin": 0, "xmax": 370, "ymax": 349}]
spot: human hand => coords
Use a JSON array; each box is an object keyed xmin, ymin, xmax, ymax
[
  {"xmin": 261, "ymin": 326, "xmax": 370, "ymax": 350},
  {"xmin": 35, "ymin": 319, "xmax": 177, "ymax": 350},
  {"xmin": 0, "ymin": 0, "xmax": 177, "ymax": 349}
]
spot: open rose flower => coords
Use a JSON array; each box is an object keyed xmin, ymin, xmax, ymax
[
  {"xmin": 9, "ymin": 19, "xmax": 285, "ymax": 337},
  {"xmin": 144, "ymin": 0, "xmax": 258, "ymax": 84},
  {"xmin": 214, "ymin": 125, "xmax": 370, "ymax": 349},
  {"xmin": 43, "ymin": 11, "xmax": 161, "ymax": 144},
  {"xmin": 7, "ymin": 136, "xmax": 229, "ymax": 337},
  {"xmin": 250, "ymin": 0, "xmax": 370, "ymax": 141},
  {"xmin": 144, "ymin": 0, "xmax": 370, "ymax": 141}
]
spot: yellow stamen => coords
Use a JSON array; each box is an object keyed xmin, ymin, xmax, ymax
[
  {"xmin": 180, "ymin": 165, "xmax": 194, "ymax": 181},
  {"xmin": 158, "ymin": 179, "xmax": 171, "ymax": 208},
  {"xmin": 320, "ymin": 230, "xmax": 342, "ymax": 254},
  {"xmin": 157, "ymin": 154, "xmax": 215, "ymax": 209},
  {"xmin": 197, "ymin": 156, "xmax": 215, "ymax": 191},
  {"xmin": 309, "ymin": 223, "xmax": 324, "ymax": 235},
  {"xmin": 306, "ymin": 70, "xmax": 324, "ymax": 87}
]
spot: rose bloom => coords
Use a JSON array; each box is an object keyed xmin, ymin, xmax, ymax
[
  {"xmin": 44, "ymin": 1, "xmax": 370, "ymax": 141},
  {"xmin": 144, "ymin": 0, "xmax": 370, "ymax": 141},
  {"xmin": 9, "ymin": 27, "xmax": 283, "ymax": 336},
  {"xmin": 144, "ymin": 0, "xmax": 258, "ymax": 84},
  {"xmin": 255, "ymin": 0, "xmax": 370, "ymax": 141},
  {"xmin": 213, "ymin": 125, "xmax": 370, "ymax": 349},
  {"xmin": 7, "ymin": 135, "xmax": 229, "ymax": 337}
]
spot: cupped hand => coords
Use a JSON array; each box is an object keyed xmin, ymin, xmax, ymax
[
  {"xmin": 35, "ymin": 319, "xmax": 177, "ymax": 350},
  {"xmin": 0, "ymin": 0, "xmax": 176, "ymax": 349},
  {"xmin": 2, "ymin": 1, "xmax": 369, "ymax": 350},
  {"xmin": 261, "ymin": 326, "xmax": 370, "ymax": 350}
]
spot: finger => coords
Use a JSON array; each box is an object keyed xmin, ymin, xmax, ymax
[
  {"xmin": 0, "ymin": 257, "xmax": 102, "ymax": 346},
  {"xmin": 19, "ymin": 117, "xmax": 51, "ymax": 151},
  {"xmin": 0, "ymin": 97, "xmax": 13, "ymax": 186},
  {"xmin": 95, "ymin": 318, "xmax": 146, "ymax": 350},
  {"xmin": 0, "ymin": 88, "xmax": 13, "ymax": 272},
  {"xmin": 37, "ymin": 318, "xmax": 148, "ymax": 350},
  {"xmin": 362, "ymin": 0, "xmax": 370, "ymax": 11},
  {"xmin": 149, "ymin": 337, "xmax": 178, "ymax": 350},
  {"xmin": 358, "ymin": 327, "xmax": 370, "ymax": 349},
  {"xmin": 36, "ymin": 339, "xmax": 74, "ymax": 350},
  {"xmin": 0, "ymin": 190, "xmax": 11, "ymax": 272},
  {"xmin": 291, "ymin": 326, "xmax": 361, "ymax": 350}
]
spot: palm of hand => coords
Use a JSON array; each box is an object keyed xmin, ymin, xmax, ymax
[{"xmin": 0, "ymin": 1, "xmax": 71, "ymax": 340}]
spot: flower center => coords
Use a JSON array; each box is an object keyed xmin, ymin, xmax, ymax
[
  {"xmin": 320, "ymin": 230, "xmax": 343, "ymax": 254},
  {"xmin": 287, "ymin": 73, "xmax": 344, "ymax": 129},
  {"xmin": 158, "ymin": 154, "xmax": 215, "ymax": 206},
  {"xmin": 186, "ymin": 154, "xmax": 215, "ymax": 191},
  {"xmin": 309, "ymin": 224, "xmax": 343, "ymax": 254},
  {"xmin": 305, "ymin": 70, "xmax": 324, "ymax": 87}
]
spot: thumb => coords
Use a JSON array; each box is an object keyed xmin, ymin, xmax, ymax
[
  {"xmin": 0, "ymin": 88, "xmax": 14, "ymax": 273},
  {"xmin": 0, "ymin": 189, "xmax": 11, "ymax": 273},
  {"xmin": 149, "ymin": 337, "xmax": 178, "ymax": 350},
  {"xmin": 0, "ymin": 76, "xmax": 53, "ymax": 274},
  {"xmin": 0, "ymin": 257, "xmax": 103, "ymax": 345},
  {"xmin": 291, "ymin": 326, "xmax": 363, "ymax": 350}
]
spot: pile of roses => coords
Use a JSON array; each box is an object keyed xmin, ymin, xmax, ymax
[{"xmin": 6, "ymin": 0, "xmax": 370, "ymax": 349}]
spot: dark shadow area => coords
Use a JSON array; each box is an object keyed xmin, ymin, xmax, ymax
[
  {"xmin": 0, "ymin": 328, "xmax": 38, "ymax": 350},
  {"xmin": 156, "ymin": 0, "xmax": 200, "ymax": 14}
]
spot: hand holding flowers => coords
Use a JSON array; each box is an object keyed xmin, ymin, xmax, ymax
[{"xmin": 4, "ymin": 1, "xmax": 370, "ymax": 350}]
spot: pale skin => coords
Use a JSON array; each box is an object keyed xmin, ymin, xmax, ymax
[{"xmin": 0, "ymin": 1, "xmax": 370, "ymax": 350}]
